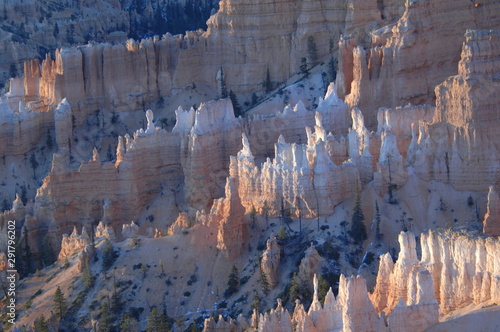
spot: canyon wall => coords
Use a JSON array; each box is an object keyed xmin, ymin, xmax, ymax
[
  {"xmin": 206, "ymin": 230, "xmax": 500, "ymax": 331},
  {"xmin": 406, "ymin": 29, "xmax": 500, "ymax": 192},
  {"xmin": 338, "ymin": 0, "xmax": 500, "ymax": 129}
]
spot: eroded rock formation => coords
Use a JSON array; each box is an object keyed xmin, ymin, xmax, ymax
[
  {"xmin": 261, "ymin": 237, "xmax": 281, "ymax": 288},
  {"xmin": 406, "ymin": 29, "xmax": 500, "ymax": 192},
  {"xmin": 484, "ymin": 186, "xmax": 500, "ymax": 236},
  {"xmin": 58, "ymin": 226, "xmax": 90, "ymax": 260},
  {"xmin": 338, "ymin": 0, "xmax": 500, "ymax": 128},
  {"xmin": 210, "ymin": 230, "xmax": 500, "ymax": 331}
]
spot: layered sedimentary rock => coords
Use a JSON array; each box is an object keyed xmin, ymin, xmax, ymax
[
  {"xmin": 1, "ymin": 0, "xmax": 406, "ymax": 129},
  {"xmin": 232, "ymin": 122, "xmax": 359, "ymax": 217},
  {"xmin": 176, "ymin": 99, "xmax": 242, "ymax": 211},
  {"xmin": 406, "ymin": 29, "xmax": 500, "ymax": 191},
  {"xmin": 261, "ymin": 237, "xmax": 281, "ymax": 288},
  {"xmin": 214, "ymin": 177, "xmax": 247, "ymax": 259},
  {"xmin": 31, "ymin": 109, "xmax": 182, "ymax": 252},
  {"xmin": 372, "ymin": 231, "xmax": 500, "ymax": 316},
  {"xmin": 224, "ymin": 230, "xmax": 499, "ymax": 331},
  {"xmin": 484, "ymin": 186, "xmax": 500, "ymax": 236},
  {"xmin": 58, "ymin": 226, "xmax": 90, "ymax": 260},
  {"xmin": 338, "ymin": 0, "xmax": 500, "ymax": 128},
  {"xmin": 0, "ymin": 90, "xmax": 54, "ymax": 156}
]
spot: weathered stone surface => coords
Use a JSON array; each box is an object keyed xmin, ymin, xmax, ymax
[
  {"xmin": 406, "ymin": 30, "xmax": 500, "ymax": 191},
  {"xmin": 58, "ymin": 226, "xmax": 90, "ymax": 260},
  {"xmin": 484, "ymin": 186, "xmax": 500, "ymax": 236},
  {"xmin": 339, "ymin": 0, "xmax": 500, "ymax": 129},
  {"xmin": 261, "ymin": 237, "xmax": 281, "ymax": 288},
  {"xmin": 122, "ymin": 221, "xmax": 139, "ymax": 239},
  {"xmin": 214, "ymin": 177, "xmax": 247, "ymax": 259}
]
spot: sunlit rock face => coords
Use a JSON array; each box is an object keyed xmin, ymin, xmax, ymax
[
  {"xmin": 484, "ymin": 186, "xmax": 500, "ymax": 236},
  {"xmin": 338, "ymin": 0, "xmax": 500, "ymax": 129},
  {"xmin": 209, "ymin": 231, "xmax": 500, "ymax": 331},
  {"xmin": 372, "ymin": 231, "xmax": 500, "ymax": 316},
  {"xmin": 1, "ymin": 0, "xmax": 406, "ymax": 129},
  {"xmin": 406, "ymin": 29, "xmax": 500, "ymax": 192}
]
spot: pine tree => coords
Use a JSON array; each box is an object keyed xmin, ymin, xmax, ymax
[
  {"xmin": 82, "ymin": 262, "xmax": 95, "ymax": 289},
  {"xmin": 101, "ymin": 238, "xmax": 117, "ymax": 271},
  {"xmin": 46, "ymin": 129, "xmax": 53, "ymax": 150},
  {"xmin": 53, "ymin": 286, "xmax": 67, "ymax": 320},
  {"xmin": 328, "ymin": 38, "xmax": 337, "ymax": 82},
  {"xmin": 375, "ymin": 201, "xmax": 382, "ymax": 240},
  {"xmin": 317, "ymin": 275, "xmax": 330, "ymax": 305},
  {"xmin": 53, "ymin": 22, "xmax": 59, "ymax": 38},
  {"xmin": 224, "ymin": 265, "xmax": 240, "ymax": 298},
  {"xmin": 23, "ymin": 227, "xmax": 33, "ymax": 275},
  {"xmin": 219, "ymin": 66, "xmax": 228, "ymax": 98},
  {"xmin": 300, "ymin": 57, "xmax": 309, "ymax": 77},
  {"xmin": 147, "ymin": 307, "xmax": 170, "ymax": 332},
  {"xmin": 259, "ymin": 258, "xmax": 270, "ymax": 295},
  {"xmin": 251, "ymin": 291, "xmax": 261, "ymax": 311},
  {"xmin": 229, "ymin": 90, "xmax": 242, "ymax": 117},
  {"xmin": 264, "ymin": 67, "xmax": 273, "ymax": 93},
  {"xmin": 34, "ymin": 314, "xmax": 49, "ymax": 332},
  {"xmin": 289, "ymin": 272, "xmax": 300, "ymax": 302},
  {"xmin": 277, "ymin": 226, "xmax": 288, "ymax": 244},
  {"xmin": 307, "ymin": 36, "xmax": 319, "ymax": 66},
  {"xmin": 106, "ymin": 144, "xmax": 114, "ymax": 162},
  {"xmin": 349, "ymin": 194, "xmax": 367, "ymax": 244},
  {"xmin": 120, "ymin": 313, "xmax": 138, "ymax": 332},
  {"xmin": 110, "ymin": 291, "xmax": 124, "ymax": 315},
  {"xmin": 30, "ymin": 152, "xmax": 39, "ymax": 179},
  {"xmin": 98, "ymin": 301, "xmax": 112, "ymax": 332}
]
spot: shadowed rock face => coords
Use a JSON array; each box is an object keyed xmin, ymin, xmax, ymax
[
  {"xmin": 0, "ymin": 0, "xmax": 219, "ymax": 88},
  {"xmin": 338, "ymin": 0, "xmax": 500, "ymax": 129}
]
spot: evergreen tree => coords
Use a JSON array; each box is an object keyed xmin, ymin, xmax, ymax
[
  {"xmin": 30, "ymin": 152, "xmax": 39, "ymax": 179},
  {"xmin": 300, "ymin": 57, "xmax": 309, "ymax": 77},
  {"xmin": 277, "ymin": 226, "xmax": 288, "ymax": 244},
  {"xmin": 251, "ymin": 291, "xmax": 261, "ymax": 311},
  {"xmin": 259, "ymin": 258, "xmax": 270, "ymax": 295},
  {"xmin": 120, "ymin": 313, "xmax": 138, "ymax": 332},
  {"xmin": 101, "ymin": 238, "xmax": 117, "ymax": 271},
  {"xmin": 46, "ymin": 129, "xmax": 53, "ymax": 150},
  {"xmin": 219, "ymin": 66, "xmax": 228, "ymax": 98},
  {"xmin": 317, "ymin": 275, "xmax": 330, "ymax": 305},
  {"xmin": 349, "ymin": 194, "xmax": 367, "ymax": 244},
  {"xmin": 34, "ymin": 314, "xmax": 49, "ymax": 332},
  {"xmin": 23, "ymin": 227, "xmax": 33, "ymax": 275},
  {"xmin": 106, "ymin": 144, "xmax": 114, "ymax": 162},
  {"xmin": 375, "ymin": 201, "xmax": 382, "ymax": 240},
  {"xmin": 53, "ymin": 286, "xmax": 67, "ymax": 320},
  {"xmin": 307, "ymin": 36, "xmax": 319, "ymax": 66},
  {"xmin": 289, "ymin": 272, "xmax": 300, "ymax": 302},
  {"xmin": 328, "ymin": 38, "xmax": 337, "ymax": 82},
  {"xmin": 147, "ymin": 307, "xmax": 170, "ymax": 332},
  {"xmin": 82, "ymin": 262, "xmax": 95, "ymax": 289},
  {"xmin": 224, "ymin": 265, "xmax": 240, "ymax": 298},
  {"xmin": 110, "ymin": 290, "xmax": 124, "ymax": 315},
  {"xmin": 9, "ymin": 63, "xmax": 17, "ymax": 78},
  {"xmin": 98, "ymin": 301, "xmax": 112, "ymax": 332},
  {"xmin": 264, "ymin": 67, "xmax": 273, "ymax": 93},
  {"xmin": 229, "ymin": 90, "xmax": 242, "ymax": 117},
  {"xmin": 53, "ymin": 22, "xmax": 59, "ymax": 38}
]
